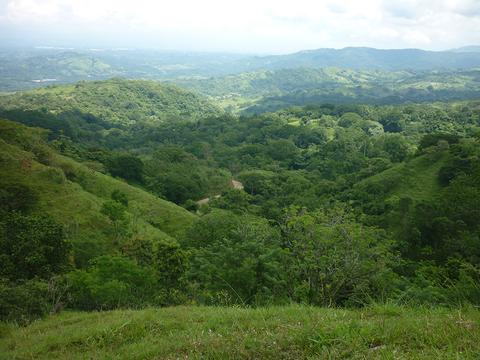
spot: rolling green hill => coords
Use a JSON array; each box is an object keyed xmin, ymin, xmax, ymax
[
  {"xmin": 0, "ymin": 79, "xmax": 222, "ymax": 126},
  {"xmin": 0, "ymin": 119, "xmax": 196, "ymax": 265},
  {"xmin": 176, "ymin": 68, "xmax": 480, "ymax": 112},
  {"xmin": 1, "ymin": 305, "xmax": 479, "ymax": 359}
]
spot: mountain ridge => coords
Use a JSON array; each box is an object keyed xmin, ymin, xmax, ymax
[{"xmin": 2, "ymin": 46, "xmax": 480, "ymax": 91}]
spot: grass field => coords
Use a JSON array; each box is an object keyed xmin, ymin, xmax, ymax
[
  {"xmin": 1, "ymin": 305, "xmax": 479, "ymax": 359},
  {"xmin": 355, "ymin": 150, "xmax": 449, "ymax": 203}
]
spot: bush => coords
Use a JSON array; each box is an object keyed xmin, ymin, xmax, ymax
[
  {"xmin": 185, "ymin": 210, "xmax": 286, "ymax": 305},
  {"xmin": 32, "ymin": 144, "xmax": 52, "ymax": 165},
  {"xmin": 0, "ymin": 183, "xmax": 37, "ymax": 213},
  {"xmin": 41, "ymin": 167, "xmax": 66, "ymax": 184},
  {"xmin": 0, "ymin": 212, "xmax": 70, "ymax": 281},
  {"xmin": 111, "ymin": 189, "xmax": 129, "ymax": 207},
  {"xmin": 401, "ymin": 261, "xmax": 480, "ymax": 306},
  {"xmin": 418, "ymin": 133, "xmax": 460, "ymax": 151},
  {"xmin": 154, "ymin": 241, "xmax": 189, "ymax": 289},
  {"xmin": 107, "ymin": 155, "xmax": 144, "ymax": 183},
  {"xmin": 281, "ymin": 207, "xmax": 398, "ymax": 306},
  {"xmin": 67, "ymin": 256, "xmax": 158, "ymax": 310},
  {"xmin": 0, "ymin": 278, "xmax": 51, "ymax": 324}
]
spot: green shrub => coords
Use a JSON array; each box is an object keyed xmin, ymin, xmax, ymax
[
  {"xmin": 67, "ymin": 255, "xmax": 158, "ymax": 310},
  {"xmin": 107, "ymin": 155, "xmax": 144, "ymax": 183},
  {"xmin": 185, "ymin": 210, "xmax": 286, "ymax": 305},
  {"xmin": 0, "ymin": 183, "xmax": 37, "ymax": 213},
  {"xmin": 0, "ymin": 278, "xmax": 51, "ymax": 324},
  {"xmin": 41, "ymin": 167, "xmax": 66, "ymax": 184},
  {"xmin": 419, "ymin": 133, "xmax": 461, "ymax": 151},
  {"xmin": 111, "ymin": 189, "xmax": 129, "ymax": 207},
  {"xmin": 31, "ymin": 144, "xmax": 52, "ymax": 165},
  {"xmin": 0, "ymin": 212, "xmax": 70, "ymax": 281},
  {"xmin": 281, "ymin": 207, "xmax": 398, "ymax": 306}
]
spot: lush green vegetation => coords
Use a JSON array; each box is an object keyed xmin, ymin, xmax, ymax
[
  {"xmin": 176, "ymin": 68, "xmax": 480, "ymax": 113},
  {"xmin": 0, "ymin": 75, "xmax": 479, "ymax": 358},
  {"xmin": 0, "ymin": 78, "xmax": 221, "ymax": 126},
  {"xmin": 1, "ymin": 305, "xmax": 480, "ymax": 359},
  {"xmin": 0, "ymin": 118, "xmax": 196, "ymax": 322}
]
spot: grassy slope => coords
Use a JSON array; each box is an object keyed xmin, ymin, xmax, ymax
[
  {"xmin": 356, "ymin": 150, "xmax": 449, "ymax": 203},
  {"xmin": 0, "ymin": 78, "xmax": 221, "ymax": 125},
  {"xmin": 50, "ymin": 153, "xmax": 196, "ymax": 239},
  {"xmin": 1, "ymin": 305, "xmax": 479, "ymax": 359},
  {"xmin": 0, "ymin": 119, "xmax": 196, "ymax": 256}
]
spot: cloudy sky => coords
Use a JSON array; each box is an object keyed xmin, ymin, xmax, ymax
[{"xmin": 0, "ymin": 0, "xmax": 479, "ymax": 53}]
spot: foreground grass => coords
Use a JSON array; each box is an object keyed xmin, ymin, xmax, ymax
[{"xmin": 1, "ymin": 305, "xmax": 479, "ymax": 359}]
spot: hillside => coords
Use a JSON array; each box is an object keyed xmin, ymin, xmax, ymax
[
  {"xmin": 354, "ymin": 150, "xmax": 450, "ymax": 204},
  {"xmin": 0, "ymin": 119, "xmax": 196, "ymax": 265},
  {"xmin": 0, "ymin": 79, "xmax": 222, "ymax": 126},
  {"xmin": 1, "ymin": 305, "xmax": 479, "ymax": 359},
  {"xmin": 176, "ymin": 68, "xmax": 480, "ymax": 112}
]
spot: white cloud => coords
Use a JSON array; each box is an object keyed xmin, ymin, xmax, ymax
[{"xmin": 0, "ymin": 0, "xmax": 479, "ymax": 52}]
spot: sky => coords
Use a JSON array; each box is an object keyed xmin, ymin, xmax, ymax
[{"xmin": 0, "ymin": 0, "xmax": 479, "ymax": 54}]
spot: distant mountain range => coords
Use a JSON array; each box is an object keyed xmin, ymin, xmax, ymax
[
  {"xmin": 1, "ymin": 46, "xmax": 480, "ymax": 91},
  {"xmin": 246, "ymin": 47, "xmax": 480, "ymax": 71},
  {"xmin": 451, "ymin": 46, "xmax": 480, "ymax": 53}
]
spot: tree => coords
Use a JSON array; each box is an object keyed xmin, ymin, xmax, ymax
[
  {"xmin": 281, "ymin": 207, "xmax": 397, "ymax": 306},
  {"xmin": 107, "ymin": 155, "xmax": 144, "ymax": 183},
  {"xmin": 149, "ymin": 172, "xmax": 204, "ymax": 204},
  {"xmin": 111, "ymin": 189, "xmax": 129, "ymax": 207},
  {"xmin": 185, "ymin": 210, "xmax": 286, "ymax": 305},
  {"xmin": 419, "ymin": 133, "xmax": 460, "ymax": 152},
  {"xmin": 0, "ymin": 183, "xmax": 37, "ymax": 214},
  {"xmin": 154, "ymin": 241, "xmax": 188, "ymax": 289},
  {"xmin": 238, "ymin": 170, "xmax": 276, "ymax": 196},
  {"xmin": 208, "ymin": 189, "xmax": 254, "ymax": 214},
  {"xmin": 0, "ymin": 212, "xmax": 70, "ymax": 281},
  {"xmin": 122, "ymin": 238, "xmax": 154, "ymax": 266},
  {"xmin": 101, "ymin": 200, "xmax": 127, "ymax": 243},
  {"xmin": 379, "ymin": 111, "xmax": 405, "ymax": 133},
  {"xmin": 382, "ymin": 134, "xmax": 410, "ymax": 162},
  {"xmin": 265, "ymin": 139, "xmax": 300, "ymax": 164},
  {"xmin": 338, "ymin": 112, "xmax": 363, "ymax": 128},
  {"xmin": 0, "ymin": 278, "xmax": 52, "ymax": 324},
  {"xmin": 67, "ymin": 255, "xmax": 157, "ymax": 310}
]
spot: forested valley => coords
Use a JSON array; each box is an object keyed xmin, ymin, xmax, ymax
[{"xmin": 1, "ymin": 49, "xmax": 480, "ymax": 359}]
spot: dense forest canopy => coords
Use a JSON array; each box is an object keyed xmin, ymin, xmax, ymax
[
  {"xmin": 0, "ymin": 79, "xmax": 222, "ymax": 126},
  {"xmin": 1, "ymin": 76, "xmax": 479, "ymax": 323}
]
